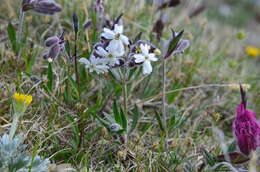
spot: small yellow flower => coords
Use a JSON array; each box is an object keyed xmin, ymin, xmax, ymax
[
  {"xmin": 13, "ymin": 93, "xmax": 33, "ymax": 105},
  {"xmin": 245, "ymin": 46, "xmax": 260, "ymax": 57},
  {"xmin": 228, "ymin": 84, "xmax": 251, "ymax": 90}
]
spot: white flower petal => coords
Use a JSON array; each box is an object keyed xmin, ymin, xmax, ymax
[
  {"xmin": 143, "ymin": 60, "xmax": 153, "ymax": 74},
  {"xmin": 96, "ymin": 47, "xmax": 108, "ymax": 57},
  {"xmin": 120, "ymin": 34, "xmax": 129, "ymax": 45},
  {"xmin": 114, "ymin": 24, "xmax": 123, "ymax": 34},
  {"xmin": 79, "ymin": 58, "xmax": 90, "ymax": 65},
  {"xmin": 107, "ymin": 40, "xmax": 125, "ymax": 56},
  {"xmin": 101, "ymin": 28, "xmax": 115, "ymax": 39},
  {"xmin": 134, "ymin": 54, "xmax": 145, "ymax": 63},
  {"xmin": 140, "ymin": 44, "xmax": 149, "ymax": 56},
  {"xmin": 148, "ymin": 53, "xmax": 158, "ymax": 61}
]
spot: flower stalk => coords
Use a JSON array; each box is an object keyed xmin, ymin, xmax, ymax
[
  {"xmin": 162, "ymin": 57, "xmax": 168, "ymax": 150},
  {"xmin": 73, "ymin": 13, "xmax": 81, "ymax": 100}
]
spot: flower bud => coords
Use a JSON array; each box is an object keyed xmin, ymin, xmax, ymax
[
  {"xmin": 154, "ymin": 48, "xmax": 161, "ymax": 56},
  {"xmin": 24, "ymin": 0, "xmax": 62, "ymax": 15},
  {"xmin": 110, "ymin": 123, "xmax": 121, "ymax": 132},
  {"xmin": 45, "ymin": 36, "xmax": 59, "ymax": 47}
]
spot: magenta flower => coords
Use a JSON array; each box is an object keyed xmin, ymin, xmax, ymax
[{"xmin": 232, "ymin": 85, "xmax": 260, "ymax": 155}]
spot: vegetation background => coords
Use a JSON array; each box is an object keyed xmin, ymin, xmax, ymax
[{"xmin": 0, "ymin": 0, "xmax": 260, "ymax": 171}]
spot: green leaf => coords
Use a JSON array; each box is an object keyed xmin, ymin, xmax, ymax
[
  {"xmin": 47, "ymin": 62, "xmax": 53, "ymax": 92},
  {"xmin": 7, "ymin": 23, "xmax": 17, "ymax": 53},
  {"xmin": 202, "ymin": 148, "xmax": 216, "ymax": 166},
  {"xmin": 119, "ymin": 107, "xmax": 127, "ymax": 131},
  {"xmin": 140, "ymin": 123, "xmax": 152, "ymax": 138},
  {"xmin": 112, "ymin": 101, "xmax": 122, "ymax": 125},
  {"xmin": 129, "ymin": 105, "xmax": 140, "ymax": 134},
  {"xmin": 85, "ymin": 127, "xmax": 101, "ymax": 141},
  {"xmin": 154, "ymin": 111, "xmax": 165, "ymax": 132},
  {"xmin": 93, "ymin": 114, "xmax": 110, "ymax": 130},
  {"xmin": 164, "ymin": 29, "xmax": 184, "ymax": 59}
]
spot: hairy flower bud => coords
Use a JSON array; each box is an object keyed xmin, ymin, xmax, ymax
[{"xmin": 23, "ymin": 0, "xmax": 62, "ymax": 15}]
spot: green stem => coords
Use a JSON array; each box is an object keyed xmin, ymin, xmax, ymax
[
  {"xmin": 9, "ymin": 114, "xmax": 20, "ymax": 140},
  {"xmin": 122, "ymin": 67, "xmax": 128, "ymax": 123},
  {"xmin": 74, "ymin": 32, "xmax": 81, "ymax": 101},
  {"xmin": 162, "ymin": 58, "xmax": 168, "ymax": 151}
]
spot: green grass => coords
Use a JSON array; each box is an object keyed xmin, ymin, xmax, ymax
[{"xmin": 0, "ymin": 0, "xmax": 260, "ymax": 171}]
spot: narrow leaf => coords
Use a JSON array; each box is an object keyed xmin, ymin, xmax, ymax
[
  {"xmin": 7, "ymin": 23, "xmax": 17, "ymax": 53},
  {"xmin": 129, "ymin": 105, "xmax": 140, "ymax": 134}
]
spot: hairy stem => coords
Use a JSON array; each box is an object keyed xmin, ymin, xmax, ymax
[{"xmin": 9, "ymin": 114, "xmax": 20, "ymax": 140}]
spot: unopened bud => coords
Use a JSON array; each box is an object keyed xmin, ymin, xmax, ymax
[
  {"xmin": 154, "ymin": 48, "xmax": 161, "ymax": 56},
  {"xmin": 110, "ymin": 123, "xmax": 121, "ymax": 132}
]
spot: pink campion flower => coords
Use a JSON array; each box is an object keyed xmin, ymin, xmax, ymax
[{"xmin": 232, "ymin": 85, "xmax": 260, "ymax": 156}]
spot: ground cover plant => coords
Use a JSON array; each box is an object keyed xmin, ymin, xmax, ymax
[{"xmin": 0, "ymin": 0, "xmax": 260, "ymax": 171}]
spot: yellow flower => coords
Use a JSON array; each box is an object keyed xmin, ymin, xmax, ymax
[
  {"xmin": 245, "ymin": 46, "xmax": 260, "ymax": 57},
  {"xmin": 228, "ymin": 84, "xmax": 251, "ymax": 90},
  {"xmin": 13, "ymin": 93, "xmax": 32, "ymax": 105}
]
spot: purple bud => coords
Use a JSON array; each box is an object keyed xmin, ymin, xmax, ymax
[
  {"xmin": 232, "ymin": 86, "xmax": 260, "ymax": 155},
  {"xmin": 72, "ymin": 13, "xmax": 79, "ymax": 33},
  {"xmin": 44, "ymin": 36, "xmax": 59, "ymax": 47},
  {"xmin": 83, "ymin": 19, "xmax": 92, "ymax": 30},
  {"xmin": 110, "ymin": 123, "xmax": 121, "ymax": 132},
  {"xmin": 48, "ymin": 43, "xmax": 60, "ymax": 59},
  {"xmin": 172, "ymin": 39, "xmax": 190, "ymax": 56},
  {"xmin": 28, "ymin": 0, "xmax": 62, "ymax": 15},
  {"xmin": 94, "ymin": 0, "xmax": 105, "ymax": 14}
]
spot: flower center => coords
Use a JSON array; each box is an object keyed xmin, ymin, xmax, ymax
[
  {"xmin": 115, "ymin": 33, "xmax": 120, "ymax": 40},
  {"xmin": 108, "ymin": 54, "xmax": 113, "ymax": 58},
  {"xmin": 145, "ymin": 56, "xmax": 149, "ymax": 60}
]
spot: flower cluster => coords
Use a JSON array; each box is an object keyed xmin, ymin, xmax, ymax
[
  {"xmin": 13, "ymin": 92, "xmax": 32, "ymax": 115},
  {"xmin": 13, "ymin": 93, "xmax": 33, "ymax": 105},
  {"xmin": 79, "ymin": 23, "xmax": 160, "ymax": 75}
]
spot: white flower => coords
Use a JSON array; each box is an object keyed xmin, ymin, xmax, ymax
[
  {"xmin": 134, "ymin": 44, "xmax": 158, "ymax": 75},
  {"xmin": 101, "ymin": 24, "xmax": 129, "ymax": 56},
  {"xmin": 79, "ymin": 55, "xmax": 109, "ymax": 74},
  {"xmin": 96, "ymin": 46, "xmax": 120, "ymax": 66}
]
